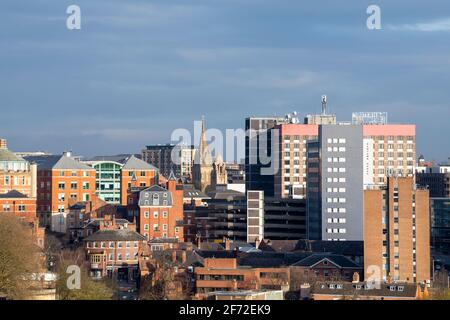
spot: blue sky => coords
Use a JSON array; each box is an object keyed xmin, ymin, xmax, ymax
[{"xmin": 1, "ymin": 0, "xmax": 450, "ymax": 162}]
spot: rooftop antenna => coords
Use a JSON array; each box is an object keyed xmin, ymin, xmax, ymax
[{"xmin": 321, "ymin": 95, "xmax": 327, "ymax": 115}]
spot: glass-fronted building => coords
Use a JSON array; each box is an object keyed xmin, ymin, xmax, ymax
[
  {"xmin": 89, "ymin": 161, "xmax": 123, "ymax": 204},
  {"xmin": 430, "ymin": 198, "xmax": 450, "ymax": 254}
]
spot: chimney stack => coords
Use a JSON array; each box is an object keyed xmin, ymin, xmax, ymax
[
  {"xmin": 181, "ymin": 250, "xmax": 187, "ymax": 264},
  {"xmin": 255, "ymin": 237, "xmax": 261, "ymax": 249},
  {"xmin": 224, "ymin": 237, "xmax": 231, "ymax": 251},
  {"xmin": 197, "ymin": 236, "xmax": 201, "ymax": 250}
]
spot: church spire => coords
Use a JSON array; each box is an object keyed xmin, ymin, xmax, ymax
[{"xmin": 199, "ymin": 116, "xmax": 212, "ymax": 165}]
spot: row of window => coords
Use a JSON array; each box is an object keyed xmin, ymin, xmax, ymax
[
  {"xmin": 326, "ymin": 197, "xmax": 346, "ymax": 203},
  {"xmin": 327, "ymin": 157, "xmax": 346, "ymax": 163},
  {"xmin": 326, "ymin": 228, "xmax": 347, "ymax": 234},
  {"xmin": 144, "ymin": 211, "xmax": 169, "ymax": 219},
  {"xmin": 58, "ymin": 171, "xmax": 91, "ymax": 177},
  {"xmin": 327, "ymin": 218, "xmax": 347, "ymax": 224},
  {"xmin": 327, "ymin": 138, "xmax": 347, "ymax": 144},
  {"xmin": 326, "ymin": 187, "xmax": 346, "ymax": 193},
  {"xmin": 2, "ymin": 204, "xmax": 27, "ymax": 212},
  {"xmin": 87, "ymin": 241, "xmax": 139, "ymax": 248},
  {"xmin": 3, "ymin": 176, "xmax": 28, "ymax": 185}
]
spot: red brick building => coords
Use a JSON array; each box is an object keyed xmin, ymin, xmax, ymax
[
  {"xmin": 0, "ymin": 138, "xmax": 37, "ymax": 223},
  {"xmin": 25, "ymin": 152, "xmax": 96, "ymax": 232},
  {"xmin": 194, "ymin": 258, "xmax": 290, "ymax": 299},
  {"xmin": 0, "ymin": 190, "xmax": 37, "ymax": 223},
  {"xmin": 84, "ymin": 228, "xmax": 146, "ymax": 281},
  {"xmin": 135, "ymin": 178, "xmax": 184, "ymax": 240},
  {"xmin": 120, "ymin": 155, "xmax": 158, "ymax": 206}
]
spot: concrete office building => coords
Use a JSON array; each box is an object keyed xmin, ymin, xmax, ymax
[{"xmin": 307, "ymin": 124, "xmax": 364, "ymax": 241}]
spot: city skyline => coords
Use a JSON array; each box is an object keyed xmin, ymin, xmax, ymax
[{"xmin": 2, "ymin": 0, "xmax": 450, "ymax": 160}]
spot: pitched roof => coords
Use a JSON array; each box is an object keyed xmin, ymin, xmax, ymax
[
  {"xmin": 183, "ymin": 184, "xmax": 209, "ymax": 199},
  {"xmin": 87, "ymin": 154, "xmax": 136, "ymax": 163},
  {"xmin": 0, "ymin": 190, "xmax": 29, "ymax": 199},
  {"xmin": 24, "ymin": 154, "xmax": 93, "ymax": 170},
  {"xmin": 122, "ymin": 155, "xmax": 158, "ymax": 171},
  {"xmin": 258, "ymin": 240, "xmax": 299, "ymax": 252},
  {"xmin": 138, "ymin": 185, "xmax": 173, "ymax": 207},
  {"xmin": 292, "ymin": 254, "xmax": 362, "ymax": 269},
  {"xmin": 84, "ymin": 229, "xmax": 145, "ymax": 242},
  {"xmin": 237, "ymin": 251, "xmax": 310, "ymax": 268},
  {"xmin": 0, "ymin": 148, "xmax": 26, "ymax": 162},
  {"xmin": 296, "ymin": 240, "xmax": 364, "ymax": 256}
]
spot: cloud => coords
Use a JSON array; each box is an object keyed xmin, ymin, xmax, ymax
[{"xmin": 388, "ymin": 18, "xmax": 450, "ymax": 32}]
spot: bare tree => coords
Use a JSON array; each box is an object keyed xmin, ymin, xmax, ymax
[
  {"xmin": 139, "ymin": 251, "xmax": 192, "ymax": 300},
  {"xmin": 0, "ymin": 214, "xmax": 41, "ymax": 299},
  {"xmin": 55, "ymin": 248, "xmax": 115, "ymax": 300}
]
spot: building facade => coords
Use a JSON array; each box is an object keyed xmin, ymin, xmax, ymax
[
  {"xmin": 307, "ymin": 124, "xmax": 364, "ymax": 241},
  {"xmin": 430, "ymin": 198, "xmax": 450, "ymax": 254},
  {"xmin": 364, "ymin": 177, "xmax": 430, "ymax": 283},
  {"xmin": 84, "ymin": 229, "xmax": 145, "ymax": 281},
  {"xmin": 25, "ymin": 152, "xmax": 97, "ymax": 231},
  {"xmin": 136, "ymin": 179, "xmax": 184, "ymax": 240},
  {"xmin": 142, "ymin": 144, "xmax": 195, "ymax": 180},
  {"xmin": 120, "ymin": 155, "xmax": 158, "ymax": 206},
  {"xmin": 192, "ymin": 120, "xmax": 214, "ymax": 194}
]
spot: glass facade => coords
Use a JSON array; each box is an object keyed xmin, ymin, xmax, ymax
[
  {"xmin": 93, "ymin": 161, "xmax": 122, "ymax": 203},
  {"xmin": 430, "ymin": 198, "xmax": 450, "ymax": 254}
]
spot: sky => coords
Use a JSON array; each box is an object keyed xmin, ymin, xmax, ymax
[{"xmin": 1, "ymin": 0, "xmax": 450, "ymax": 162}]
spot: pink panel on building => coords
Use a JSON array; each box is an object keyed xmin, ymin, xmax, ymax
[
  {"xmin": 363, "ymin": 125, "xmax": 416, "ymax": 137},
  {"xmin": 277, "ymin": 124, "xmax": 319, "ymax": 136}
]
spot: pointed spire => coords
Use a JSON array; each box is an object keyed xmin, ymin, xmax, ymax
[
  {"xmin": 168, "ymin": 169, "xmax": 177, "ymax": 181},
  {"xmin": 198, "ymin": 116, "xmax": 212, "ymax": 166}
]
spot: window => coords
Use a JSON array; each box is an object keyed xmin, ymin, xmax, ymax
[
  {"xmin": 118, "ymin": 254, "xmax": 123, "ymax": 261},
  {"xmin": 144, "ymin": 211, "xmax": 149, "ymax": 218},
  {"xmin": 109, "ymin": 253, "xmax": 114, "ymax": 261},
  {"xmin": 163, "ymin": 211, "xmax": 168, "ymax": 218},
  {"xmin": 109, "ymin": 242, "xmax": 114, "ymax": 248},
  {"xmin": 117, "ymin": 242, "xmax": 123, "ymax": 248},
  {"xmin": 154, "ymin": 211, "xmax": 158, "ymax": 218}
]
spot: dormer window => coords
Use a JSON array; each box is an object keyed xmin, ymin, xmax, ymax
[
  {"xmin": 153, "ymin": 194, "xmax": 159, "ymax": 206},
  {"xmin": 389, "ymin": 286, "xmax": 396, "ymax": 291},
  {"xmin": 398, "ymin": 286, "xmax": 404, "ymax": 292}
]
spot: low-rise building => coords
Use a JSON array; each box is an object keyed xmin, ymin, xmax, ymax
[
  {"xmin": 84, "ymin": 229, "xmax": 146, "ymax": 281},
  {"xmin": 311, "ymin": 281, "xmax": 424, "ymax": 300}
]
